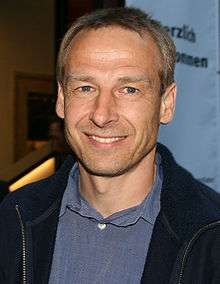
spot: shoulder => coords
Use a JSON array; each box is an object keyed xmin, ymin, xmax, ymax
[
  {"xmin": 157, "ymin": 143, "xmax": 220, "ymax": 207},
  {"xmin": 0, "ymin": 155, "xmax": 76, "ymax": 220},
  {"xmin": 157, "ymin": 143, "xmax": 220, "ymax": 240}
]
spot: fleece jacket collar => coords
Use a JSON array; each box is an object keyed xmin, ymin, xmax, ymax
[
  {"xmin": 158, "ymin": 144, "xmax": 220, "ymax": 242},
  {"xmin": 3, "ymin": 143, "xmax": 220, "ymax": 284},
  {"xmin": 7, "ymin": 143, "xmax": 220, "ymax": 244}
]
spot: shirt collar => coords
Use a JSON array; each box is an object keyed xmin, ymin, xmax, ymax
[
  {"xmin": 59, "ymin": 153, "xmax": 162, "ymax": 227},
  {"xmin": 59, "ymin": 162, "xmax": 80, "ymax": 217}
]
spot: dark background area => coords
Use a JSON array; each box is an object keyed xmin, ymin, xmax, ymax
[{"xmin": 55, "ymin": 0, "xmax": 125, "ymax": 59}]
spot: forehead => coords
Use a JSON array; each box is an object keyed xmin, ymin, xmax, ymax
[{"xmin": 65, "ymin": 26, "xmax": 162, "ymax": 77}]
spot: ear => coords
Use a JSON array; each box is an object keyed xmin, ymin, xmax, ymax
[
  {"xmin": 159, "ymin": 83, "xmax": 177, "ymax": 124},
  {"xmin": 56, "ymin": 83, "xmax": 65, "ymax": 119}
]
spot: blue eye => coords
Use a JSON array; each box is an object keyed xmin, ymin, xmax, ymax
[
  {"xmin": 125, "ymin": 87, "xmax": 137, "ymax": 94},
  {"xmin": 117, "ymin": 86, "xmax": 140, "ymax": 98},
  {"xmin": 80, "ymin": 86, "xmax": 92, "ymax": 92}
]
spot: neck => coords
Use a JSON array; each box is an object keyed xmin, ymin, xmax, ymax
[{"xmin": 79, "ymin": 148, "xmax": 157, "ymax": 218}]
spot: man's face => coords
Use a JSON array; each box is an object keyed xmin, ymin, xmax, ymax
[{"xmin": 56, "ymin": 26, "xmax": 176, "ymax": 176}]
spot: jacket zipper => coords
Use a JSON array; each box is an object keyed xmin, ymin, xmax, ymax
[
  {"xmin": 15, "ymin": 205, "xmax": 27, "ymax": 284},
  {"xmin": 177, "ymin": 220, "xmax": 220, "ymax": 284}
]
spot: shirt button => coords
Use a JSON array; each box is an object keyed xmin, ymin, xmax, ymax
[{"xmin": 97, "ymin": 223, "xmax": 107, "ymax": 230}]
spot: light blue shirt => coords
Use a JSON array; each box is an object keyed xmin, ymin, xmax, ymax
[{"xmin": 49, "ymin": 154, "xmax": 162, "ymax": 284}]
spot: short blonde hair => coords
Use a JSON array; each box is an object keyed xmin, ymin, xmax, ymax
[{"xmin": 57, "ymin": 7, "xmax": 176, "ymax": 94}]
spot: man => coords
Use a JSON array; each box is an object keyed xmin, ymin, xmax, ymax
[{"xmin": 1, "ymin": 7, "xmax": 220, "ymax": 284}]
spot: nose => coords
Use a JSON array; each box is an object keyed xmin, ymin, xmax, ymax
[{"xmin": 89, "ymin": 91, "xmax": 119, "ymax": 127}]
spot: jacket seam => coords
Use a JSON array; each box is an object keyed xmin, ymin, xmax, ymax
[
  {"xmin": 27, "ymin": 198, "xmax": 62, "ymax": 226},
  {"xmin": 161, "ymin": 212, "xmax": 181, "ymax": 242},
  {"xmin": 177, "ymin": 220, "xmax": 220, "ymax": 284}
]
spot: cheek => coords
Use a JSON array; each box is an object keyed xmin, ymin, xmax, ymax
[
  {"xmin": 124, "ymin": 97, "xmax": 160, "ymax": 123},
  {"xmin": 126, "ymin": 102, "xmax": 161, "ymax": 138},
  {"xmin": 64, "ymin": 98, "xmax": 89, "ymax": 126}
]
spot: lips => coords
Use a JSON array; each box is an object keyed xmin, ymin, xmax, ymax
[{"xmin": 90, "ymin": 135, "xmax": 125, "ymax": 144}]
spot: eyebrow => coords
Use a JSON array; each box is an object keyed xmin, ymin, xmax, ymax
[
  {"xmin": 65, "ymin": 74, "xmax": 97, "ymax": 84},
  {"xmin": 64, "ymin": 74, "xmax": 152, "ymax": 86},
  {"xmin": 117, "ymin": 75, "xmax": 151, "ymax": 85}
]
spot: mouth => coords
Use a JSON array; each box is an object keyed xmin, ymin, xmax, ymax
[
  {"xmin": 90, "ymin": 135, "xmax": 126, "ymax": 143},
  {"xmin": 85, "ymin": 134, "xmax": 127, "ymax": 146}
]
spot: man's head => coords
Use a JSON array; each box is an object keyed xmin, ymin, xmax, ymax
[
  {"xmin": 56, "ymin": 7, "xmax": 176, "ymax": 177},
  {"xmin": 57, "ymin": 7, "xmax": 176, "ymax": 94}
]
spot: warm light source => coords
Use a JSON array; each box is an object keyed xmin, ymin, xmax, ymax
[{"xmin": 9, "ymin": 157, "xmax": 55, "ymax": 191}]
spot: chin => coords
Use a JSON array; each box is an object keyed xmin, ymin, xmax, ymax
[
  {"xmin": 78, "ymin": 154, "xmax": 147, "ymax": 177},
  {"xmin": 78, "ymin": 158, "xmax": 132, "ymax": 177}
]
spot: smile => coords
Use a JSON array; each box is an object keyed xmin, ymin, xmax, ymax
[{"xmin": 89, "ymin": 135, "xmax": 126, "ymax": 144}]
